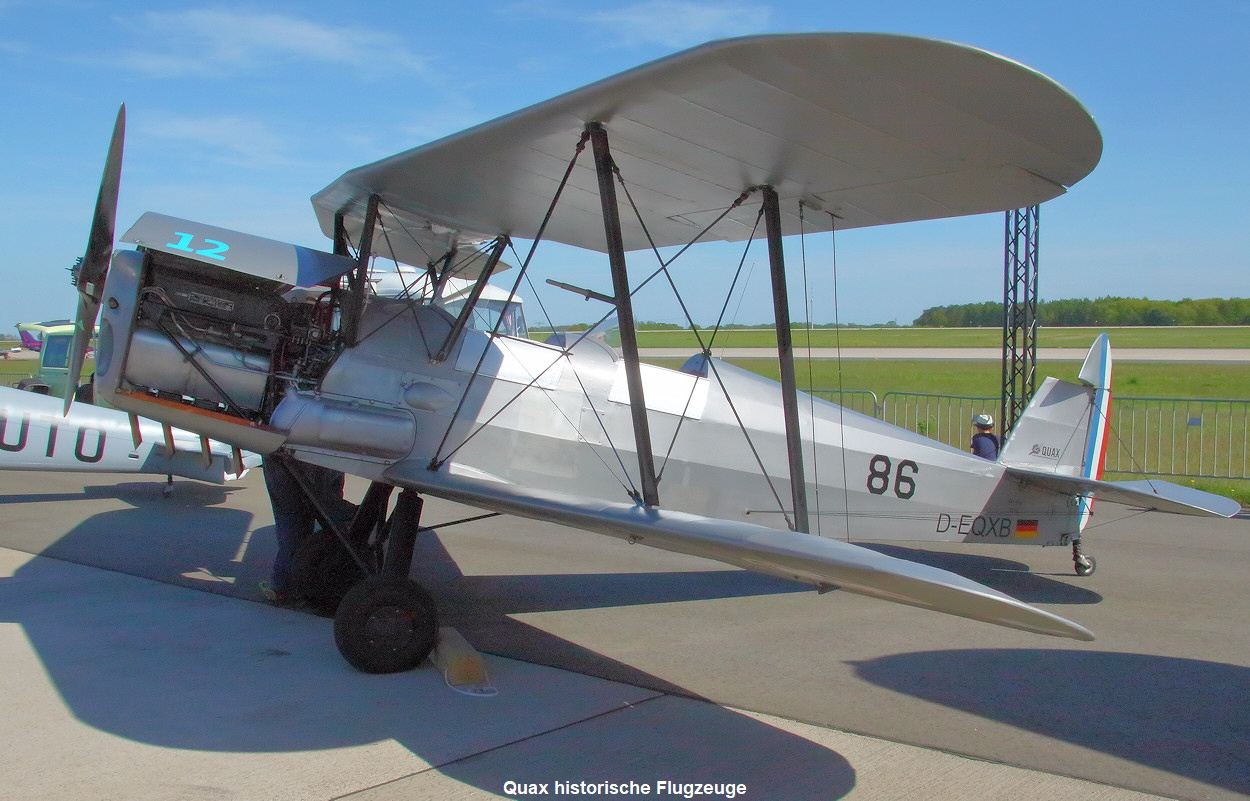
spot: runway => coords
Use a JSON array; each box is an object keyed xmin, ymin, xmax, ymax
[
  {"xmin": 641, "ymin": 347, "xmax": 1250, "ymax": 362},
  {"xmin": 1, "ymin": 469, "xmax": 1246, "ymax": 800}
]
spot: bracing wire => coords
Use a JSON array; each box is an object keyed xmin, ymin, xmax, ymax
[
  {"xmin": 430, "ymin": 131, "xmax": 594, "ymax": 469},
  {"xmin": 828, "ymin": 213, "xmax": 852, "ymax": 542},
  {"xmin": 711, "ymin": 209, "xmax": 765, "ymax": 344},
  {"xmin": 606, "ymin": 164, "xmax": 795, "ymax": 523},
  {"xmin": 799, "ymin": 203, "xmax": 821, "ymax": 535}
]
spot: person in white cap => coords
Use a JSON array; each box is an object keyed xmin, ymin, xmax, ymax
[{"xmin": 970, "ymin": 413, "xmax": 999, "ymax": 459}]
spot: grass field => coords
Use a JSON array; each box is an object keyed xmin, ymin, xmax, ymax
[
  {"xmin": 0, "ymin": 359, "xmax": 38, "ymax": 382},
  {"xmin": 645, "ymin": 357, "xmax": 1250, "ymax": 401}
]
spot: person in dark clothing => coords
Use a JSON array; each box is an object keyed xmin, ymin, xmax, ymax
[
  {"xmin": 259, "ymin": 458, "xmax": 354, "ymax": 606},
  {"xmin": 970, "ymin": 413, "xmax": 1000, "ymax": 460}
]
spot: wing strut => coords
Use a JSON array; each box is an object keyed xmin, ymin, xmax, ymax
[
  {"xmin": 434, "ymin": 237, "xmax": 509, "ymax": 363},
  {"xmin": 588, "ymin": 122, "xmax": 659, "ymax": 507},
  {"xmin": 762, "ymin": 186, "xmax": 810, "ymax": 533},
  {"xmin": 342, "ymin": 194, "xmax": 380, "ymax": 347}
]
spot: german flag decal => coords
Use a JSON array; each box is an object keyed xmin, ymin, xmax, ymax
[{"xmin": 1014, "ymin": 519, "xmax": 1040, "ymax": 538}]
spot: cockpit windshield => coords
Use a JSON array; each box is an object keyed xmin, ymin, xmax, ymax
[
  {"xmin": 441, "ymin": 298, "xmax": 528, "ymax": 339},
  {"xmin": 41, "ymin": 334, "xmax": 72, "ymax": 369}
]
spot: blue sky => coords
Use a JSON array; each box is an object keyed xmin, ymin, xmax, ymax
[{"xmin": 1, "ymin": 0, "xmax": 1247, "ymax": 330}]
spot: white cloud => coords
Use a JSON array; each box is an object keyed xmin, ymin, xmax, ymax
[
  {"xmin": 141, "ymin": 112, "xmax": 297, "ymax": 169},
  {"xmin": 114, "ymin": 7, "xmax": 429, "ymax": 78},
  {"xmin": 584, "ymin": 1, "xmax": 771, "ymax": 48}
]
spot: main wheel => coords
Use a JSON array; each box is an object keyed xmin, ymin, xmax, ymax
[
  {"xmin": 291, "ymin": 529, "xmax": 366, "ymax": 616},
  {"xmin": 334, "ymin": 577, "xmax": 438, "ymax": 674}
]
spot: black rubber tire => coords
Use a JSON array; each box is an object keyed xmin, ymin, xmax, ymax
[
  {"xmin": 1074, "ymin": 555, "xmax": 1097, "ymax": 577},
  {"xmin": 290, "ymin": 529, "xmax": 366, "ymax": 616},
  {"xmin": 334, "ymin": 578, "xmax": 438, "ymax": 674}
]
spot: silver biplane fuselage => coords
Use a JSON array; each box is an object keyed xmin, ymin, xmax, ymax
[{"xmin": 308, "ymin": 304, "xmax": 1078, "ymax": 549}]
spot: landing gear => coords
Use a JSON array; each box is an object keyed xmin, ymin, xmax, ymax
[
  {"xmin": 334, "ymin": 577, "xmax": 438, "ymax": 673},
  {"xmin": 278, "ymin": 457, "xmax": 439, "ymax": 673},
  {"xmin": 1072, "ymin": 539, "xmax": 1096, "ymax": 576},
  {"xmin": 333, "ymin": 489, "xmax": 435, "ymax": 672},
  {"xmin": 284, "ymin": 471, "xmax": 392, "ymax": 615}
]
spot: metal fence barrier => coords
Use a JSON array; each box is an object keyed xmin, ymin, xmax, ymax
[
  {"xmin": 813, "ymin": 390, "xmax": 1250, "ymax": 481},
  {"xmin": 879, "ymin": 392, "xmax": 997, "ymax": 451},
  {"xmin": 806, "ymin": 388, "xmax": 879, "ymax": 418},
  {"xmin": 1106, "ymin": 397, "xmax": 1249, "ymax": 480}
]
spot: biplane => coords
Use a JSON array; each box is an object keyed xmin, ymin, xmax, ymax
[{"xmin": 62, "ymin": 33, "xmax": 1237, "ymax": 673}]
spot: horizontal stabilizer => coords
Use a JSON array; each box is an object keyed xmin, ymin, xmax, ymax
[
  {"xmin": 1004, "ymin": 466, "xmax": 1241, "ymax": 518},
  {"xmin": 386, "ymin": 464, "xmax": 1094, "ymax": 641}
]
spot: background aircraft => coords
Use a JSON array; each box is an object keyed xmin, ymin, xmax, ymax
[
  {"xmin": 2, "ymin": 324, "xmax": 258, "ymax": 490},
  {"xmin": 18, "ymin": 324, "xmax": 61, "ymax": 352},
  {"xmin": 12, "ymin": 320, "xmax": 92, "ymax": 395},
  {"xmin": 0, "ymin": 385, "xmax": 260, "ymax": 489},
  {"xmin": 61, "ymin": 33, "xmax": 1236, "ymax": 673}
]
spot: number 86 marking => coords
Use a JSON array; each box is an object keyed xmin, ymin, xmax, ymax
[{"xmin": 866, "ymin": 454, "xmax": 919, "ymax": 499}]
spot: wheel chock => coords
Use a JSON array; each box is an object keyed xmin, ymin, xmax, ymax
[{"xmin": 429, "ymin": 626, "xmax": 492, "ymax": 693}]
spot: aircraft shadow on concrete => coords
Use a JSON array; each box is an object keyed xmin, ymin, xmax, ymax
[
  {"xmin": 4, "ymin": 486, "xmax": 1243, "ymax": 796},
  {"xmin": 0, "ymin": 490, "xmax": 856, "ymax": 799},
  {"xmin": 412, "ymin": 526, "xmax": 807, "ymax": 692},
  {"xmin": 850, "ymin": 649, "xmax": 1250, "ymax": 796},
  {"xmin": 857, "ymin": 543, "xmax": 1103, "ymax": 605},
  {"xmin": 0, "ymin": 481, "xmax": 254, "ymax": 593},
  {"xmin": 0, "ymin": 480, "xmax": 232, "ymax": 507}
]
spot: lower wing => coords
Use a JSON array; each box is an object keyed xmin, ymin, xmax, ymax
[{"xmin": 385, "ymin": 463, "xmax": 1094, "ymax": 642}]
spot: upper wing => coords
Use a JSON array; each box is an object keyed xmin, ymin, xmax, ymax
[
  {"xmin": 385, "ymin": 463, "xmax": 1094, "ymax": 642},
  {"xmin": 312, "ymin": 33, "xmax": 1102, "ymax": 267}
]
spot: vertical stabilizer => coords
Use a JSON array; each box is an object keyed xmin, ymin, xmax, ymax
[
  {"xmin": 999, "ymin": 335, "xmax": 1112, "ymax": 484},
  {"xmin": 18, "ymin": 330, "xmax": 41, "ymax": 351}
]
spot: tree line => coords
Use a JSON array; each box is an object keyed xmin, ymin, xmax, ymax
[{"xmin": 914, "ymin": 297, "xmax": 1250, "ymax": 327}]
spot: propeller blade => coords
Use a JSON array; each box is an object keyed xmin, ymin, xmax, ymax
[
  {"xmin": 63, "ymin": 292, "xmax": 99, "ymax": 414},
  {"xmin": 65, "ymin": 104, "xmax": 125, "ymax": 413}
]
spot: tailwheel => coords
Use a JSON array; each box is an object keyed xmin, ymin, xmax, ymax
[
  {"xmin": 334, "ymin": 577, "xmax": 438, "ymax": 674},
  {"xmin": 1072, "ymin": 540, "xmax": 1097, "ymax": 576}
]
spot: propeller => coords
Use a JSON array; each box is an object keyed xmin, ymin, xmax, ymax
[{"xmin": 65, "ymin": 104, "xmax": 125, "ymax": 413}]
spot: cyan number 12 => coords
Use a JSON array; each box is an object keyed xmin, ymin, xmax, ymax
[{"xmin": 166, "ymin": 232, "xmax": 230, "ymax": 261}]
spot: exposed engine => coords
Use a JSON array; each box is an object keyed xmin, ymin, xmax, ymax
[
  {"xmin": 127, "ymin": 250, "xmax": 340, "ymax": 418},
  {"xmin": 94, "ymin": 212, "xmax": 357, "ymax": 453}
]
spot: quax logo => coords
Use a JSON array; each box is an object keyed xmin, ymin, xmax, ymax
[{"xmin": 1030, "ymin": 443, "xmax": 1062, "ymax": 460}]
